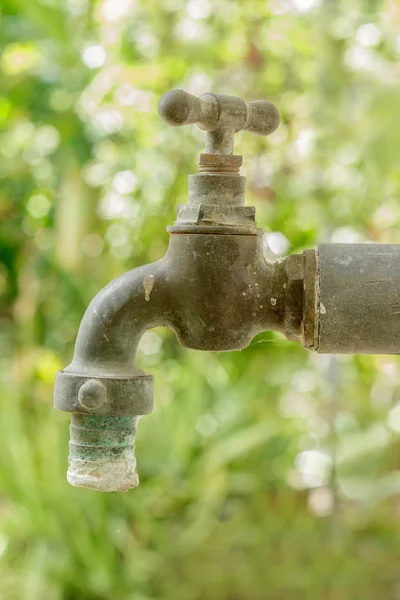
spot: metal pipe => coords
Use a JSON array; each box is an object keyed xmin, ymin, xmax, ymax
[{"xmin": 303, "ymin": 243, "xmax": 400, "ymax": 354}]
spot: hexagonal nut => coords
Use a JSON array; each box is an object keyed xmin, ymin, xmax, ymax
[{"xmin": 176, "ymin": 204, "xmax": 256, "ymax": 226}]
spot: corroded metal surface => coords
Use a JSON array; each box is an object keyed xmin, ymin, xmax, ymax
[
  {"xmin": 54, "ymin": 371, "xmax": 153, "ymax": 416},
  {"xmin": 198, "ymin": 153, "xmax": 242, "ymax": 174},
  {"xmin": 314, "ymin": 243, "xmax": 400, "ymax": 354},
  {"xmin": 67, "ymin": 415, "xmax": 139, "ymax": 492},
  {"xmin": 188, "ymin": 172, "xmax": 246, "ymax": 207}
]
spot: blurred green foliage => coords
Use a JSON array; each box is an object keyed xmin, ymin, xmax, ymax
[{"xmin": 1, "ymin": 0, "xmax": 400, "ymax": 598}]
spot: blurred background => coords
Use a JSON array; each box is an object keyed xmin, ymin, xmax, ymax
[{"xmin": 1, "ymin": 0, "xmax": 400, "ymax": 598}]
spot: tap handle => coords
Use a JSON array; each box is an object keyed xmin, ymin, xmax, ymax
[{"xmin": 158, "ymin": 89, "xmax": 280, "ymax": 139}]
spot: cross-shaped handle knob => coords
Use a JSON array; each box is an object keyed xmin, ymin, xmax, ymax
[{"xmin": 158, "ymin": 89, "xmax": 280, "ymax": 155}]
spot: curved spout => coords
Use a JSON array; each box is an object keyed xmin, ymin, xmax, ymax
[
  {"xmin": 54, "ymin": 257, "xmax": 174, "ymax": 492},
  {"xmin": 66, "ymin": 258, "xmax": 172, "ymax": 378},
  {"xmin": 55, "ymin": 256, "xmax": 174, "ymax": 418}
]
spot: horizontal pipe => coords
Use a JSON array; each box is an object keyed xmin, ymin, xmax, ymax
[{"xmin": 308, "ymin": 243, "xmax": 400, "ymax": 354}]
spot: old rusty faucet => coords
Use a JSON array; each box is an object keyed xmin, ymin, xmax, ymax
[{"xmin": 54, "ymin": 89, "xmax": 400, "ymax": 492}]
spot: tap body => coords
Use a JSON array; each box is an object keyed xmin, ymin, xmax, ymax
[
  {"xmin": 55, "ymin": 233, "xmax": 400, "ymax": 491},
  {"xmin": 54, "ymin": 224, "xmax": 299, "ymax": 491}
]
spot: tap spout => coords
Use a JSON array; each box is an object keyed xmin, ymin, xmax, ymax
[{"xmin": 54, "ymin": 258, "xmax": 173, "ymax": 492}]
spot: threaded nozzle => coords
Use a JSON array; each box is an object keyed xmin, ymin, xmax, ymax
[{"xmin": 67, "ymin": 414, "xmax": 140, "ymax": 492}]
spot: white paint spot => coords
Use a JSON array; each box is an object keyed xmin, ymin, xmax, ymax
[
  {"xmin": 334, "ymin": 256, "xmax": 353, "ymax": 266},
  {"xmin": 270, "ymin": 298, "xmax": 277, "ymax": 306},
  {"xmin": 143, "ymin": 274, "xmax": 155, "ymax": 302},
  {"xmin": 320, "ymin": 303, "xmax": 326, "ymax": 315}
]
